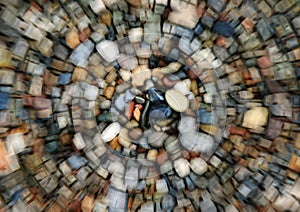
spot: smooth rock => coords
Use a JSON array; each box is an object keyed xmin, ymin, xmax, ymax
[
  {"xmin": 178, "ymin": 116, "xmax": 197, "ymax": 134},
  {"xmin": 84, "ymin": 85, "xmax": 98, "ymax": 101},
  {"xmin": 165, "ymin": 89, "xmax": 189, "ymax": 112},
  {"xmin": 66, "ymin": 29, "xmax": 80, "ymax": 49},
  {"xmin": 148, "ymin": 132, "xmax": 168, "ymax": 148},
  {"xmin": 180, "ymin": 132, "xmax": 214, "ymax": 153},
  {"xmin": 173, "ymin": 79, "xmax": 191, "ymax": 95},
  {"xmin": 118, "ymin": 128, "xmax": 131, "ymax": 147},
  {"xmin": 101, "ymin": 122, "xmax": 121, "ymax": 142},
  {"xmin": 190, "ymin": 157, "xmax": 208, "ymax": 175},
  {"xmin": 132, "ymin": 65, "xmax": 151, "ymax": 87},
  {"xmin": 96, "ymin": 40, "xmax": 119, "ymax": 62},
  {"xmin": 174, "ymin": 158, "xmax": 190, "ymax": 178},
  {"xmin": 128, "ymin": 128, "xmax": 143, "ymax": 140},
  {"xmin": 242, "ymin": 107, "xmax": 269, "ymax": 129},
  {"xmin": 119, "ymin": 69, "xmax": 131, "ymax": 81},
  {"xmin": 148, "ymin": 88, "xmax": 165, "ymax": 102}
]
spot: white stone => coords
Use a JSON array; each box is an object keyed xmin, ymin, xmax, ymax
[
  {"xmin": 128, "ymin": 27, "xmax": 143, "ymax": 43},
  {"xmin": 101, "ymin": 122, "xmax": 121, "ymax": 142},
  {"xmin": 96, "ymin": 40, "xmax": 119, "ymax": 62},
  {"xmin": 165, "ymin": 89, "xmax": 189, "ymax": 112},
  {"xmin": 84, "ymin": 85, "xmax": 98, "ymax": 101},
  {"xmin": 174, "ymin": 158, "xmax": 190, "ymax": 178},
  {"xmin": 178, "ymin": 116, "xmax": 197, "ymax": 134},
  {"xmin": 119, "ymin": 69, "xmax": 131, "ymax": 81},
  {"xmin": 173, "ymin": 79, "xmax": 191, "ymax": 95},
  {"xmin": 73, "ymin": 133, "xmax": 86, "ymax": 150},
  {"xmin": 190, "ymin": 157, "xmax": 208, "ymax": 175},
  {"xmin": 156, "ymin": 179, "xmax": 169, "ymax": 193}
]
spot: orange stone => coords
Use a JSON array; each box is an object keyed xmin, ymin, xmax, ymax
[
  {"xmin": 288, "ymin": 154, "xmax": 300, "ymax": 172},
  {"xmin": 66, "ymin": 29, "xmax": 80, "ymax": 49}
]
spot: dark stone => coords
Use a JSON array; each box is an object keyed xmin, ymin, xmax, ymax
[
  {"xmin": 147, "ymin": 88, "xmax": 165, "ymax": 102},
  {"xmin": 194, "ymin": 23, "xmax": 204, "ymax": 36},
  {"xmin": 149, "ymin": 103, "xmax": 172, "ymax": 119},
  {"xmin": 106, "ymin": 25, "xmax": 117, "ymax": 41},
  {"xmin": 0, "ymin": 92, "xmax": 9, "ymax": 110},
  {"xmin": 45, "ymin": 141, "xmax": 59, "ymax": 153},
  {"xmin": 213, "ymin": 21, "xmax": 235, "ymax": 37}
]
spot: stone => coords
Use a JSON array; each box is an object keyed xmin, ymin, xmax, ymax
[
  {"xmin": 103, "ymin": 86, "xmax": 115, "ymax": 100},
  {"xmin": 180, "ymin": 132, "xmax": 215, "ymax": 154},
  {"xmin": 65, "ymin": 29, "xmax": 80, "ymax": 49},
  {"xmin": 118, "ymin": 128, "xmax": 131, "ymax": 147},
  {"xmin": 190, "ymin": 157, "xmax": 208, "ymax": 175},
  {"xmin": 58, "ymin": 73, "xmax": 72, "ymax": 85},
  {"xmin": 131, "ymin": 65, "xmax": 151, "ymax": 87},
  {"xmin": 213, "ymin": 21, "xmax": 235, "ymax": 37},
  {"xmin": 156, "ymin": 179, "xmax": 168, "ymax": 193},
  {"xmin": 148, "ymin": 132, "xmax": 168, "ymax": 148},
  {"xmin": 165, "ymin": 89, "xmax": 189, "ymax": 112},
  {"xmin": 84, "ymin": 85, "xmax": 98, "ymax": 101},
  {"xmin": 96, "ymin": 40, "xmax": 119, "ymax": 62},
  {"xmin": 242, "ymin": 107, "xmax": 269, "ymax": 130},
  {"xmin": 174, "ymin": 158, "xmax": 190, "ymax": 178},
  {"xmin": 101, "ymin": 122, "xmax": 121, "ymax": 142},
  {"xmin": 69, "ymin": 40, "xmax": 94, "ymax": 68}
]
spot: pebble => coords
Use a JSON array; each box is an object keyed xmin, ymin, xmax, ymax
[
  {"xmin": 173, "ymin": 79, "xmax": 191, "ymax": 95},
  {"xmin": 65, "ymin": 29, "xmax": 80, "ymax": 49},
  {"xmin": 148, "ymin": 132, "xmax": 168, "ymax": 148},
  {"xmin": 84, "ymin": 85, "xmax": 98, "ymax": 101},
  {"xmin": 131, "ymin": 65, "xmax": 151, "ymax": 87},
  {"xmin": 242, "ymin": 107, "xmax": 269, "ymax": 129},
  {"xmin": 165, "ymin": 89, "xmax": 189, "ymax": 112},
  {"xmin": 119, "ymin": 69, "xmax": 131, "ymax": 81},
  {"xmin": 128, "ymin": 128, "xmax": 143, "ymax": 140},
  {"xmin": 96, "ymin": 40, "xmax": 119, "ymax": 62},
  {"xmin": 103, "ymin": 86, "xmax": 115, "ymax": 100},
  {"xmin": 180, "ymin": 132, "xmax": 215, "ymax": 154},
  {"xmin": 101, "ymin": 122, "xmax": 121, "ymax": 142},
  {"xmin": 190, "ymin": 157, "xmax": 208, "ymax": 175},
  {"xmin": 174, "ymin": 158, "xmax": 190, "ymax": 178},
  {"xmin": 118, "ymin": 128, "xmax": 131, "ymax": 147}
]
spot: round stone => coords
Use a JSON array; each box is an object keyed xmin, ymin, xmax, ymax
[
  {"xmin": 96, "ymin": 40, "xmax": 119, "ymax": 62},
  {"xmin": 174, "ymin": 158, "xmax": 190, "ymax": 178},
  {"xmin": 101, "ymin": 122, "xmax": 121, "ymax": 142},
  {"xmin": 190, "ymin": 157, "xmax": 208, "ymax": 175},
  {"xmin": 165, "ymin": 89, "xmax": 189, "ymax": 112}
]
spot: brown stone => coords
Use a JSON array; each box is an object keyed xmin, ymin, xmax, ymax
[
  {"xmin": 103, "ymin": 86, "xmax": 115, "ymax": 100},
  {"xmin": 288, "ymin": 154, "xmax": 300, "ymax": 172},
  {"xmin": 128, "ymin": 128, "xmax": 143, "ymax": 140},
  {"xmin": 66, "ymin": 29, "xmax": 80, "ymax": 49}
]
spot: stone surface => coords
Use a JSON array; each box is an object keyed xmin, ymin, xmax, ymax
[
  {"xmin": 96, "ymin": 40, "xmax": 119, "ymax": 62},
  {"xmin": 101, "ymin": 122, "xmax": 121, "ymax": 142},
  {"xmin": 165, "ymin": 89, "xmax": 189, "ymax": 112}
]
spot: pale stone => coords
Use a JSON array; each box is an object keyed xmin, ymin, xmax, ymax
[
  {"xmin": 119, "ymin": 69, "xmax": 131, "ymax": 81},
  {"xmin": 131, "ymin": 65, "xmax": 151, "ymax": 87},
  {"xmin": 173, "ymin": 79, "xmax": 191, "ymax": 95},
  {"xmin": 242, "ymin": 107, "xmax": 269, "ymax": 129},
  {"xmin": 96, "ymin": 40, "xmax": 119, "ymax": 62},
  {"xmin": 165, "ymin": 89, "xmax": 189, "ymax": 112},
  {"xmin": 190, "ymin": 157, "xmax": 208, "ymax": 175},
  {"xmin": 118, "ymin": 128, "xmax": 131, "ymax": 147},
  {"xmin": 101, "ymin": 122, "xmax": 121, "ymax": 142},
  {"xmin": 84, "ymin": 85, "xmax": 98, "ymax": 101},
  {"xmin": 174, "ymin": 158, "xmax": 190, "ymax": 178}
]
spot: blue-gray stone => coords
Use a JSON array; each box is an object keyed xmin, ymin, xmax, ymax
[
  {"xmin": 213, "ymin": 21, "xmax": 235, "ymax": 37},
  {"xmin": 0, "ymin": 92, "xmax": 9, "ymax": 110},
  {"xmin": 148, "ymin": 88, "xmax": 165, "ymax": 102},
  {"xmin": 58, "ymin": 73, "xmax": 72, "ymax": 85},
  {"xmin": 67, "ymin": 155, "xmax": 87, "ymax": 170}
]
